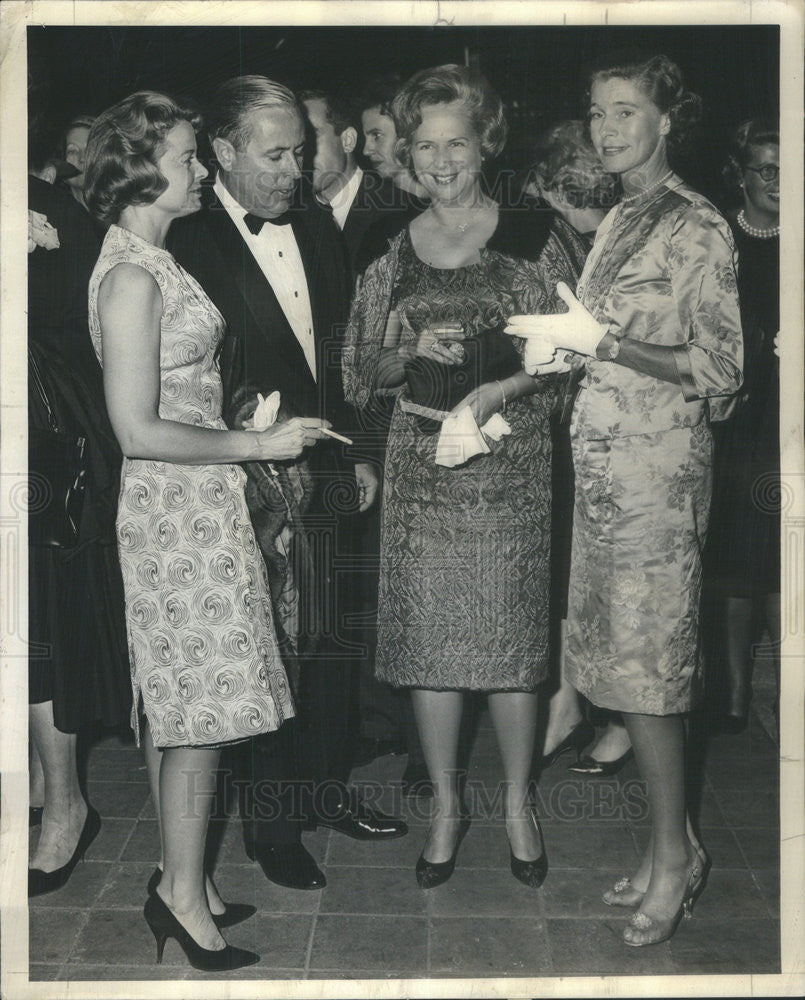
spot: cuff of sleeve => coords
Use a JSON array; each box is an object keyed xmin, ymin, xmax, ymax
[{"xmin": 671, "ymin": 343, "xmax": 699, "ymax": 401}]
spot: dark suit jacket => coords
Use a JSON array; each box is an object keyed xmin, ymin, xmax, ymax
[
  {"xmin": 168, "ymin": 187, "xmax": 353, "ymax": 437},
  {"xmin": 28, "ymin": 176, "xmax": 122, "ymax": 543},
  {"xmin": 342, "ymin": 174, "xmax": 422, "ymax": 281}
]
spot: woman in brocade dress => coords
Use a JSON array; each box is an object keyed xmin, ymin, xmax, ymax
[
  {"xmin": 344, "ymin": 64, "xmax": 587, "ymax": 889},
  {"xmin": 507, "ymin": 54, "xmax": 743, "ymax": 946},
  {"xmin": 85, "ymin": 91, "xmax": 328, "ymax": 970},
  {"xmin": 709, "ymin": 119, "xmax": 780, "ymax": 732}
]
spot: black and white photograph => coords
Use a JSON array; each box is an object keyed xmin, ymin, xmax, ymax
[{"xmin": 1, "ymin": 0, "xmax": 802, "ymax": 996}]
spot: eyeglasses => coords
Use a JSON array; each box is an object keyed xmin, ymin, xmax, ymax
[{"xmin": 745, "ymin": 164, "xmax": 779, "ymax": 182}]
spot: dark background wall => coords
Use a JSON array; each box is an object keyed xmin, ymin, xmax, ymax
[{"xmin": 28, "ymin": 24, "xmax": 779, "ymax": 207}]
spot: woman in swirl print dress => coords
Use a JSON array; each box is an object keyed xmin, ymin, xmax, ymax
[
  {"xmin": 507, "ymin": 54, "xmax": 743, "ymax": 946},
  {"xmin": 84, "ymin": 92, "xmax": 329, "ymax": 971}
]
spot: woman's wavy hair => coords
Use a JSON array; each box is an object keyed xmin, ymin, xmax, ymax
[
  {"xmin": 392, "ymin": 64, "xmax": 507, "ymax": 174},
  {"xmin": 585, "ymin": 52, "xmax": 702, "ymax": 150},
  {"xmin": 526, "ymin": 119, "xmax": 618, "ymax": 209},
  {"xmin": 84, "ymin": 91, "xmax": 202, "ymax": 227},
  {"xmin": 722, "ymin": 118, "xmax": 779, "ymax": 200}
]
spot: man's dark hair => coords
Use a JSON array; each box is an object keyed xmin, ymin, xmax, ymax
[{"xmin": 298, "ymin": 88, "xmax": 359, "ymax": 136}]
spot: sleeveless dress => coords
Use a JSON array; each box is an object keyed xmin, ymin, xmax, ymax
[
  {"xmin": 346, "ymin": 225, "xmax": 585, "ymax": 691},
  {"xmin": 88, "ymin": 225, "xmax": 294, "ymax": 747}
]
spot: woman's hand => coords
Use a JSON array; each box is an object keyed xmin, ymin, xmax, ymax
[
  {"xmin": 450, "ymin": 381, "xmax": 505, "ymax": 427},
  {"xmin": 408, "ymin": 323, "xmax": 466, "ymax": 365},
  {"xmin": 506, "ymin": 282, "xmax": 608, "ymax": 359},
  {"xmin": 252, "ymin": 418, "xmax": 331, "ymax": 461}
]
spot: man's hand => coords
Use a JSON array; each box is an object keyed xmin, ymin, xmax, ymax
[{"xmin": 355, "ymin": 462, "xmax": 379, "ymax": 512}]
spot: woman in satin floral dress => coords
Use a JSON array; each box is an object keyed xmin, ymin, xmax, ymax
[{"xmin": 507, "ymin": 53, "xmax": 743, "ymax": 947}]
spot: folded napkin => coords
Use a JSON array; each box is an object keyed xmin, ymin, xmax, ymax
[{"xmin": 435, "ymin": 406, "xmax": 511, "ymax": 468}]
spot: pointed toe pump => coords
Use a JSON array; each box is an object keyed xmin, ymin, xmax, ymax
[
  {"xmin": 509, "ymin": 811, "xmax": 548, "ymax": 889},
  {"xmin": 143, "ymin": 893, "xmax": 260, "ymax": 972}
]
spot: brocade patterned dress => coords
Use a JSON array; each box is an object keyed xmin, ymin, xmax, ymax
[
  {"xmin": 564, "ymin": 177, "xmax": 743, "ymax": 715},
  {"xmin": 88, "ymin": 225, "xmax": 294, "ymax": 747},
  {"xmin": 344, "ymin": 222, "xmax": 586, "ymax": 691}
]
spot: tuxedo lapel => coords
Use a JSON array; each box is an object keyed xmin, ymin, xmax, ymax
[{"xmin": 205, "ymin": 198, "xmax": 317, "ymax": 394}]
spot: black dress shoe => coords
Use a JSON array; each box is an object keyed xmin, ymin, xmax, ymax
[
  {"xmin": 146, "ymin": 868, "xmax": 257, "ymax": 926},
  {"xmin": 351, "ymin": 736, "xmax": 407, "ymax": 767},
  {"xmin": 247, "ymin": 843, "xmax": 326, "ymax": 890},
  {"xmin": 144, "ymin": 893, "xmax": 259, "ymax": 971},
  {"xmin": 28, "ymin": 805, "xmax": 101, "ymax": 897},
  {"xmin": 567, "ymin": 747, "xmax": 634, "ymax": 776},
  {"xmin": 317, "ymin": 794, "xmax": 408, "ymax": 841},
  {"xmin": 400, "ymin": 761, "xmax": 434, "ymax": 798},
  {"xmin": 509, "ymin": 812, "xmax": 548, "ymax": 889},
  {"xmin": 540, "ymin": 720, "xmax": 596, "ymax": 768},
  {"xmin": 415, "ymin": 818, "xmax": 470, "ymax": 889}
]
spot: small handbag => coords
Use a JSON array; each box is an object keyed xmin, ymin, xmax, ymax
[
  {"xmin": 403, "ymin": 326, "xmax": 522, "ymax": 434},
  {"xmin": 28, "ymin": 347, "xmax": 88, "ymax": 548}
]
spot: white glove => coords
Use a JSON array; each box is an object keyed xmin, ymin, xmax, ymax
[
  {"xmin": 530, "ymin": 352, "xmax": 574, "ymax": 376},
  {"xmin": 522, "ymin": 337, "xmax": 559, "ymax": 376},
  {"xmin": 506, "ymin": 281, "xmax": 608, "ymax": 358}
]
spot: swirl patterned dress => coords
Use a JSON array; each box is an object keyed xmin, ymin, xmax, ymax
[
  {"xmin": 345, "ymin": 224, "xmax": 586, "ymax": 690},
  {"xmin": 88, "ymin": 225, "xmax": 294, "ymax": 747},
  {"xmin": 565, "ymin": 177, "xmax": 743, "ymax": 715}
]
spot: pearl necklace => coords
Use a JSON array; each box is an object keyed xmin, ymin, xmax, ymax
[
  {"xmin": 620, "ymin": 170, "xmax": 673, "ymax": 204},
  {"xmin": 737, "ymin": 209, "xmax": 779, "ymax": 239}
]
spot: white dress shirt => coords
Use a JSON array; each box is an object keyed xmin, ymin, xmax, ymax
[
  {"xmin": 328, "ymin": 165, "xmax": 363, "ymax": 231},
  {"xmin": 214, "ymin": 174, "xmax": 317, "ymax": 380}
]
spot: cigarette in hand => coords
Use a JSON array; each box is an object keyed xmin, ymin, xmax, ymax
[{"xmin": 321, "ymin": 427, "xmax": 353, "ymax": 445}]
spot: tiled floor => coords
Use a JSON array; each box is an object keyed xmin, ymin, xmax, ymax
[{"xmin": 27, "ymin": 697, "xmax": 781, "ymax": 983}]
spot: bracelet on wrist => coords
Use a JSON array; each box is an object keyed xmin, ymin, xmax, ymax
[
  {"xmin": 495, "ymin": 379, "xmax": 507, "ymax": 411},
  {"xmin": 596, "ymin": 330, "xmax": 622, "ymax": 362}
]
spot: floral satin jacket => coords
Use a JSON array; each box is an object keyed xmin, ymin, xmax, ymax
[{"xmin": 573, "ymin": 176, "xmax": 743, "ymax": 440}]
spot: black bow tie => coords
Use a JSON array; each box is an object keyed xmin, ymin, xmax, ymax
[{"xmin": 243, "ymin": 211, "xmax": 292, "ymax": 234}]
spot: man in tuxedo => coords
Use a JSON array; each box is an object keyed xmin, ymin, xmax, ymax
[{"xmin": 168, "ymin": 75, "xmax": 406, "ymax": 893}]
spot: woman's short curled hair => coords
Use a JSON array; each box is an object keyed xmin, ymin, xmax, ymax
[
  {"xmin": 722, "ymin": 118, "xmax": 779, "ymax": 199},
  {"xmin": 586, "ymin": 52, "xmax": 702, "ymax": 149},
  {"xmin": 83, "ymin": 91, "xmax": 202, "ymax": 227},
  {"xmin": 392, "ymin": 64, "xmax": 507, "ymax": 172},
  {"xmin": 527, "ymin": 120, "xmax": 618, "ymax": 209}
]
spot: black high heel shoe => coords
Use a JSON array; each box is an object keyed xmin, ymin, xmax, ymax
[
  {"xmin": 143, "ymin": 892, "xmax": 260, "ymax": 972},
  {"xmin": 146, "ymin": 868, "xmax": 255, "ymax": 928},
  {"xmin": 568, "ymin": 747, "xmax": 634, "ymax": 777},
  {"xmin": 540, "ymin": 720, "xmax": 595, "ymax": 768},
  {"xmin": 28, "ymin": 805, "xmax": 101, "ymax": 897},
  {"xmin": 415, "ymin": 818, "xmax": 470, "ymax": 889},
  {"xmin": 508, "ymin": 811, "xmax": 548, "ymax": 889}
]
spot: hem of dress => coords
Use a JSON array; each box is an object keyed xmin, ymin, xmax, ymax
[
  {"xmin": 375, "ymin": 678, "xmax": 543, "ymax": 694},
  {"xmin": 569, "ymin": 689, "xmax": 700, "ymax": 716}
]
